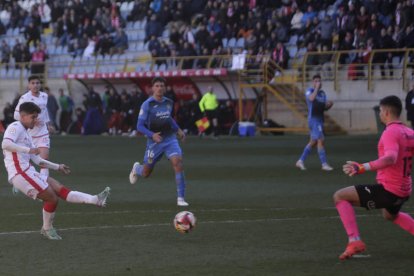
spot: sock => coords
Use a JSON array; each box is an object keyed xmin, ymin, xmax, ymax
[
  {"xmin": 318, "ymin": 147, "xmax": 327, "ymax": 165},
  {"xmin": 134, "ymin": 163, "xmax": 144, "ymax": 176},
  {"xmin": 336, "ymin": 200, "xmax": 360, "ymax": 241},
  {"xmin": 43, "ymin": 202, "xmax": 57, "ymax": 230},
  {"xmin": 175, "ymin": 171, "xmax": 186, "ymax": 198},
  {"xmin": 66, "ymin": 191, "xmax": 98, "ymax": 205},
  {"xmin": 40, "ymin": 167, "xmax": 49, "ymax": 178},
  {"xmin": 393, "ymin": 212, "xmax": 414, "ymax": 235},
  {"xmin": 299, "ymin": 144, "xmax": 312, "ymax": 161}
]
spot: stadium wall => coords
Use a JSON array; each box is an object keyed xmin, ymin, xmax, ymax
[{"xmin": 0, "ymin": 78, "xmax": 410, "ymax": 134}]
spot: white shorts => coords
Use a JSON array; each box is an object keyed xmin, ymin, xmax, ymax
[
  {"xmin": 11, "ymin": 168, "xmax": 49, "ymax": 200},
  {"xmin": 32, "ymin": 134, "xmax": 50, "ymax": 148}
]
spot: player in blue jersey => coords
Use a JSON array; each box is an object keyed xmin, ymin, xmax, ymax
[
  {"xmin": 296, "ymin": 74, "xmax": 334, "ymax": 171},
  {"xmin": 129, "ymin": 77, "xmax": 189, "ymax": 206}
]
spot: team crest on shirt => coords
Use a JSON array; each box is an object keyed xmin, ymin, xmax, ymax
[{"xmin": 9, "ymin": 127, "xmax": 16, "ymax": 135}]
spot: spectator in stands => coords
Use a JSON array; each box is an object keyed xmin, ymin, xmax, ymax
[
  {"xmin": 95, "ymin": 32, "xmax": 113, "ymax": 57},
  {"xmin": 127, "ymin": 0, "xmax": 148, "ymax": 22},
  {"xmin": 339, "ymin": 31, "xmax": 355, "ymax": 64},
  {"xmin": 274, "ymin": 21, "xmax": 289, "ymax": 44},
  {"xmin": 106, "ymin": 87, "xmax": 121, "ymax": 135},
  {"xmin": 59, "ymin": 88, "xmax": 74, "ymax": 134},
  {"xmin": 83, "ymin": 35, "xmax": 97, "ymax": 58},
  {"xmin": 145, "ymin": 14, "xmax": 163, "ymax": 43},
  {"xmin": 2, "ymin": 102, "xmax": 14, "ymax": 129},
  {"xmin": 38, "ymin": 0, "xmax": 51, "ymax": 29},
  {"xmin": 356, "ymin": 6, "xmax": 370, "ymax": 31},
  {"xmin": 318, "ymin": 15, "xmax": 336, "ymax": 48},
  {"xmin": 272, "ymin": 42, "xmax": 289, "ymax": 70},
  {"xmin": 179, "ymin": 42, "xmax": 196, "ymax": 69},
  {"xmin": 0, "ymin": 4, "xmax": 11, "ymax": 28},
  {"xmin": 56, "ymin": 14, "xmax": 74, "ymax": 47},
  {"xmin": 1, "ymin": 40, "xmax": 11, "ymax": 71},
  {"xmin": 376, "ymin": 27, "xmax": 396, "ymax": 79},
  {"xmin": 0, "ymin": 19, "xmax": 5, "ymax": 36},
  {"xmin": 120, "ymin": 91, "xmax": 133, "ymax": 133},
  {"xmin": 319, "ymin": 44, "xmax": 334, "ymax": 80},
  {"xmin": 31, "ymin": 44, "xmax": 48, "ymax": 76},
  {"xmin": 290, "ymin": 5, "xmax": 304, "ymax": 34},
  {"xmin": 46, "ymin": 87, "xmax": 59, "ymax": 132},
  {"xmin": 24, "ymin": 22, "xmax": 41, "ymax": 47},
  {"xmin": 111, "ymin": 28, "xmax": 129, "ymax": 55}
]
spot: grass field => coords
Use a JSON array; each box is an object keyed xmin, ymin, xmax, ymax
[{"xmin": 0, "ymin": 134, "xmax": 413, "ymax": 275}]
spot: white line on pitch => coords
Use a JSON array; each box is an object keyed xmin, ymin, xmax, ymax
[{"xmin": 0, "ymin": 214, "xmax": 374, "ymax": 237}]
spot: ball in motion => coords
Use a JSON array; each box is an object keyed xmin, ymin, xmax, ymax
[{"xmin": 173, "ymin": 211, "xmax": 196, "ymax": 233}]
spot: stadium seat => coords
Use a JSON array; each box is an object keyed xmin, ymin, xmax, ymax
[
  {"xmin": 288, "ymin": 46, "xmax": 298, "ymax": 58},
  {"xmin": 222, "ymin": 38, "xmax": 228, "ymax": 48},
  {"xmin": 227, "ymin": 38, "xmax": 236, "ymax": 48},
  {"xmin": 236, "ymin": 37, "xmax": 245, "ymax": 48},
  {"xmin": 288, "ymin": 35, "xmax": 298, "ymax": 46}
]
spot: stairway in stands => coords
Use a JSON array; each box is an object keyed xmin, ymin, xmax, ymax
[{"xmin": 238, "ymin": 60, "xmax": 346, "ymax": 135}]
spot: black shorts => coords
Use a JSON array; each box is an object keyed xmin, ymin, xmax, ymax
[{"xmin": 355, "ymin": 184, "xmax": 409, "ymax": 215}]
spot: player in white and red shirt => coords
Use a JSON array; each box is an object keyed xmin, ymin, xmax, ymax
[
  {"xmin": 334, "ymin": 95, "xmax": 414, "ymax": 260},
  {"xmin": 14, "ymin": 75, "xmax": 52, "ymax": 178},
  {"xmin": 3, "ymin": 102, "xmax": 110, "ymax": 240}
]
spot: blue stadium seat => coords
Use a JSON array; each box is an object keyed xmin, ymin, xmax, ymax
[
  {"xmin": 227, "ymin": 38, "xmax": 236, "ymax": 48},
  {"xmin": 222, "ymin": 38, "xmax": 228, "ymax": 48},
  {"xmin": 236, "ymin": 37, "xmax": 245, "ymax": 48}
]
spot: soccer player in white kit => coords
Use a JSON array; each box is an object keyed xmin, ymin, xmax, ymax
[
  {"xmin": 3, "ymin": 102, "xmax": 111, "ymax": 240},
  {"xmin": 14, "ymin": 75, "xmax": 53, "ymax": 179}
]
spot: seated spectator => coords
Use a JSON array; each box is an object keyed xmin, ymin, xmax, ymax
[
  {"xmin": 1, "ymin": 40, "xmax": 11, "ymax": 71},
  {"xmin": 110, "ymin": 28, "xmax": 128, "ymax": 55},
  {"xmin": 31, "ymin": 44, "xmax": 48, "ymax": 75}
]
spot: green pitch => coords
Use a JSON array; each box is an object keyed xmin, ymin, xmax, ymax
[{"xmin": 0, "ymin": 135, "xmax": 413, "ymax": 275}]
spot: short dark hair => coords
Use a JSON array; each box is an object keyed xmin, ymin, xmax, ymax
[
  {"xmin": 313, "ymin": 74, "xmax": 321, "ymax": 80},
  {"xmin": 152, "ymin": 77, "xmax": 166, "ymax": 85},
  {"xmin": 28, "ymin": 75, "xmax": 40, "ymax": 82},
  {"xmin": 380, "ymin": 95, "xmax": 402, "ymax": 117},
  {"xmin": 19, "ymin": 102, "xmax": 41, "ymax": 114}
]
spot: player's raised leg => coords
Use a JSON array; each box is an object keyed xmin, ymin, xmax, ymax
[{"xmin": 47, "ymin": 177, "xmax": 111, "ymax": 207}]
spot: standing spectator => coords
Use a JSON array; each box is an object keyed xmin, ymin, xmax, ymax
[
  {"xmin": 295, "ymin": 74, "xmax": 333, "ymax": 171},
  {"xmin": 2, "ymin": 102, "xmax": 14, "ymax": 129},
  {"xmin": 24, "ymin": 22, "xmax": 41, "ymax": 48},
  {"xmin": 59, "ymin": 88, "xmax": 74, "ymax": 134},
  {"xmin": 83, "ymin": 86, "xmax": 104, "ymax": 135},
  {"xmin": 31, "ymin": 44, "xmax": 48, "ymax": 76},
  {"xmin": 405, "ymin": 84, "xmax": 414, "ymax": 129},
  {"xmin": 272, "ymin": 42, "xmax": 289, "ymax": 70},
  {"xmin": 38, "ymin": 0, "xmax": 51, "ymax": 29},
  {"xmin": 0, "ymin": 40, "xmax": 11, "ymax": 71},
  {"xmin": 46, "ymin": 87, "xmax": 59, "ymax": 132},
  {"xmin": 145, "ymin": 14, "xmax": 163, "ymax": 43},
  {"xmin": 199, "ymin": 86, "xmax": 219, "ymax": 138}
]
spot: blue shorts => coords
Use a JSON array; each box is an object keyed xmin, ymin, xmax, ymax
[
  {"xmin": 143, "ymin": 136, "xmax": 182, "ymax": 167},
  {"xmin": 308, "ymin": 119, "xmax": 324, "ymax": 140}
]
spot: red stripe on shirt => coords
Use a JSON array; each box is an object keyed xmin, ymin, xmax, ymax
[{"xmin": 12, "ymin": 152, "xmax": 44, "ymax": 192}]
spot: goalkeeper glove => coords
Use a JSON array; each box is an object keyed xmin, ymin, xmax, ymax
[{"xmin": 344, "ymin": 161, "xmax": 369, "ymax": 176}]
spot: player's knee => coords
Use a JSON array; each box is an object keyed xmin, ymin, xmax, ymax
[
  {"xmin": 332, "ymin": 190, "xmax": 343, "ymax": 203},
  {"xmin": 382, "ymin": 210, "xmax": 396, "ymax": 221}
]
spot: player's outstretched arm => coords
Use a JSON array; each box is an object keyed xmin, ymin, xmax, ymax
[{"xmin": 31, "ymin": 155, "xmax": 70, "ymax": 174}]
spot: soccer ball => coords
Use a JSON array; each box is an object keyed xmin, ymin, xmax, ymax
[{"xmin": 173, "ymin": 211, "xmax": 196, "ymax": 234}]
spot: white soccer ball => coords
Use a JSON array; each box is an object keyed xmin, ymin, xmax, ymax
[{"xmin": 173, "ymin": 211, "xmax": 196, "ymax": 234}]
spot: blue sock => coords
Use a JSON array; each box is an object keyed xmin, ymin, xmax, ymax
[
  {"xmin": 134, "ymin": 164, "xmax": 144, "ymax": 176},
  {"xmin": 299, "ymin": 145, "xmax": 312, "ymax": 161},
  {"xmin": 175, "ymin": 172, "xmax": 186, "ymax": 198},
  {"xmin": 318, "ymin": 148, "xmax": 327, "ymax": 164}
]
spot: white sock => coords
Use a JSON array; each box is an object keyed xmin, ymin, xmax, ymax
[
  {"xmin": 66, "ymin": 191, "xmax": 98, "ymax": 205},
  {"xmin": 42, "ymin": 209, "xmax": 55, "ymax": 230}
]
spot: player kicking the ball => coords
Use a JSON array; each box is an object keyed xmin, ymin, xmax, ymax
[
  {"xmin": 334, "ymin": 95, "xmax": 414, "ymax": 260},
  {"xmin": 2, "ymin": 102, "xmax": 110, "ymax": 240},
  {"xmin": 129, "ymin": 77, "xmax": 189, "ymax": 206}
]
